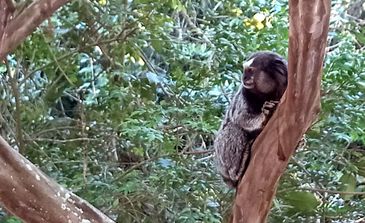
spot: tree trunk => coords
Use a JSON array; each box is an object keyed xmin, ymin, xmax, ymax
[
  {"xmin": 0, "ymin": 136, "xmax": 115, "ymax": 223},
  {"xmin": 231, "ymin": 0, "xmax": 331, "ymax": 222}
]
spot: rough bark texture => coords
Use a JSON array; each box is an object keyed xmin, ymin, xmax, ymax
[
  {"xmin": 231, "ymin": 0, "xmax": 331, "ymax": 222},
  {"xmin": 0, "ymin": 0, "xmax": 70, "ymax": 60},
  {"xmin": 0, "ymin": 0, "xmax": 13, "ymax": 47},
  {"xmin": 0, "ymin": 136, "xmax": 115, "ymax": 223}
]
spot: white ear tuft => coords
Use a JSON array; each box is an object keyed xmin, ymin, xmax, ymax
[{"xmin": 243, "ymin": 58, "xmax": 255, "ymax": 69}]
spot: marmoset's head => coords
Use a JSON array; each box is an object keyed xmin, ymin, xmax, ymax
[{"xmin": 242, "ymin": 51, "xmax": 288, "ymax": 101}]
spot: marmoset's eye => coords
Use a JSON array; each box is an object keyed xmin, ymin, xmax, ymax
[{"xmin": 244, "ymin": 67, "xmax": 255, "ymax": 75}]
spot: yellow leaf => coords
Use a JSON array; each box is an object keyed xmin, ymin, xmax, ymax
[
  {"xmin": 137, "ymin": 57, "xmax": 145, "ymax": 66},
  {"xmin": 98, "ymin": 0, "xmax": 107, "ymax": 6},
  {"xmin": 256, "ymin": 22, "xmax": 264, "ymax": 30},
  {"xmin": 231, "ymin": 8, "xmax": 243, "ymax": 16}
]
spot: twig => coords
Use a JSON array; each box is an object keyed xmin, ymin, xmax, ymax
[
  {"xmin": 179, "ymin": 11, "xmax": 213, "ymax": 46},
  {"xmin": 183, "ymin": 149, "xmax": 214, "ymax": 155},
  {"xmin": 42, "ymin": 33, "xmax": 74, "ymax": 86},
  {"xmin": 345, "ymin": 13, "xmax": 365, "ymax": 25},
  {"xmin": 6, "ymin": 59, "xmax": 25, "ymax": 153},
  {"xmin": 134, "ymin": 43, "xmax": 187, "ymax": 105},
  {"xmin": 300, "ymin": 187, "xmax": 365, "ymax": 195},
  {"xmin": 20, "ymin": 27, "xmax": 138, "ymax": 86},
  {"xmin": 29, "ymin": 138, "xmax": 97, "ymax": 143},
  {"xmin": 78, "ymin": 93, "xmax": 88, "ymax": 187},
  {"xmin": 290, "ymin": 156, "xmax": 325, "ymax": 198},
  {"xmin": 116, "ymin": 149, "xmax": 214, "ymax": 181}
]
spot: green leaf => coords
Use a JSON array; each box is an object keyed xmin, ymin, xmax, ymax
[
  {"xmin": 283, "ymin": 191, "xmax": 320, "ymax": 214},
  {"xmin": 339, "ymin": 173, "xmax": 357, "ymax": 200},
  {"xmin": 354, "ymin": 158, "xmax": 365, "ymax": 177}
]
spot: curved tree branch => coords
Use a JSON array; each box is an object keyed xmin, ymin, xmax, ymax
[
  {"xmin": 0, "ymin": 136, "xmax": 115, "ymax": 223},
  {"xmin": 0, "ymin": 0, "xmax": 70, "ymax": 60}
]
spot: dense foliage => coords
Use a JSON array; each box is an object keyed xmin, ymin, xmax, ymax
[{"xmin": 0, "ymin": 0, "xmax": 364, "ymax": 222}]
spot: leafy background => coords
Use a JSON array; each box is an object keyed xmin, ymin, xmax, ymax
[{"xmin": 0, "ymin": 0, "xmax": 364, "ymax": 222}]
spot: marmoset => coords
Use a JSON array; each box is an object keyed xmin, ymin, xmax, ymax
[{"xmin": 214, "ymin": 51, "xmax": 288, "ymax": 188}]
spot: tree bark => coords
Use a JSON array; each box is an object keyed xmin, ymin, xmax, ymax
[
  {"xmin": 231, "ymin": 0, "xmax": 331, "ymax": 222},
  {"xmin": 0, "ymin": 136, "xmax": 115, "ymax": 223},
  {"xmin": 0, "ymin": 0, "xmax": 70, "ymax": 60},
  {"xmin": 0, "ymin": 0, "xmax": 13, "ymax": 49}
]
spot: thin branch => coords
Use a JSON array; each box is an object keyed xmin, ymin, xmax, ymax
[
  {"xmin": 20, "ymin": 27, "xmax": 138, "ymax": 85},
  {"xmin": 116, "ymin": 149, "xmax": 214, "ymax": 182},
  {"xmin": 300, "ymin": 187, "xmax": 365, "ymax": 196},
  {"xmin": 29, "ymin": 138, "xmax": 97, "ymax": 143},
  {"xmin": 116, "ymin": 155, "xmax": 166, "ymax": 181},
  {"xmin": 78, "ymin": 93, "xmax": 89, "ymax": 187},
  {"xmin": 6, "ymin": 59, "xmax": 25, "ymax": 153},
  {"xmin": 134, "ymin": 43, "xmax": 187, "ymax": 105},
  {"xmin": 291, "ymin": 157, "xmax": 325, "ymax": 189},
  {"xmin": 345, "ymin": 13, "xmax": 365, "ymax": 25},
  {"xmin": 179, "ymin": 11, "xmax": 213, "ymax": 46},
  {"xmin": 182, "ymin": 149, "xmax": 214, "ymax": 155},
  {"xmin": 42, "ymin": 33, "xmax": 74, "ymax": 86}
]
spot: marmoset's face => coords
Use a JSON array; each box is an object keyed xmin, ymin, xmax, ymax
[{"xmin": 242, "ymin": 52, "xmax": 288, "ymax": 99}]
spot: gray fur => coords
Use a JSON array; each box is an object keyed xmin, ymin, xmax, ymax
[{"xmin": 214, "ymin": 51, "xmax": 288, "ymax": 188}]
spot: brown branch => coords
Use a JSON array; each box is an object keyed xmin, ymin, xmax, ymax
[
  {"xmin": 0, "ymin": 135, "xmax": 115, "ymax": 223},
  {"xmin": 33, "ymin": 126, "xmax": 81, "ymax": 136},
  {"xmin": 78, "ymin": 93, "xmax": 89, "ymax": 187},
  {"xmin": 0, "ymin": 0, "xmax": 70, "ymax": 60},
  {"xmin": 300, "ymin": 187, "xmax": 365, "ymax": 196},
  {"xmin": 0, "ymin": 1, "xmax": 11, "ymax": 52},
  {"xmin": 42, "ymin": 33, "xmax": 75, "ymax": 86},
  {"xmin": 19, "ymin": 27, "xmax": 138, "ymax": 85},
  {"xmin": 29, "ymin": 137, "xmax": 98, "ymax": 143},
  {"xmin": 182, "ymin": 149, "xmax": 214, "ymax": 155},
  {"xmin": 231, "ymin": 0, "xmax": 331, "ymax": 222},
  {"xmin": 179, "ymin": 11, "xmax": 212, "ymax": 45},
  {"xmin": 116, "ymin": 149, "xmax": 214, "ymax": 182},
  {"xmin": 6, "ymin": 60, "xmax": 25, "ymax": 153}
]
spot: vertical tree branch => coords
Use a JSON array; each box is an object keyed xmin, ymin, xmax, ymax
[
  {"xmin": 6, "ymin": 61, "xmax": 25, "ymax": 153},
  {"xmin": 79, "ymin": 92, "xmax": 89, "ymax": 187},
  {"xmin": 231, "ymin": 0, "xmax": 331, "ymax": 222},
  {"xmin": 0, "ymin": 0, "xmax": 13, "ymax": 59}
]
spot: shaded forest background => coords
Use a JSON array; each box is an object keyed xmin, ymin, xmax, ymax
[{"xmin": 0, "ymin": 0, "xmax": 364, "ymax": 222}]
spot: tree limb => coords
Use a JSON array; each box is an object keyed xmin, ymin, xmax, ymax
[
  {"xmin": 0, "ymin": 0, "xmax": 70, "ymax": 60},
  {"xmin": 0, "ymin": 135, "xmax": 115, "ymax": 223},
  {"xmin": 231, "ymin": 0, "xmax": 331, "ymax": 222}
]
